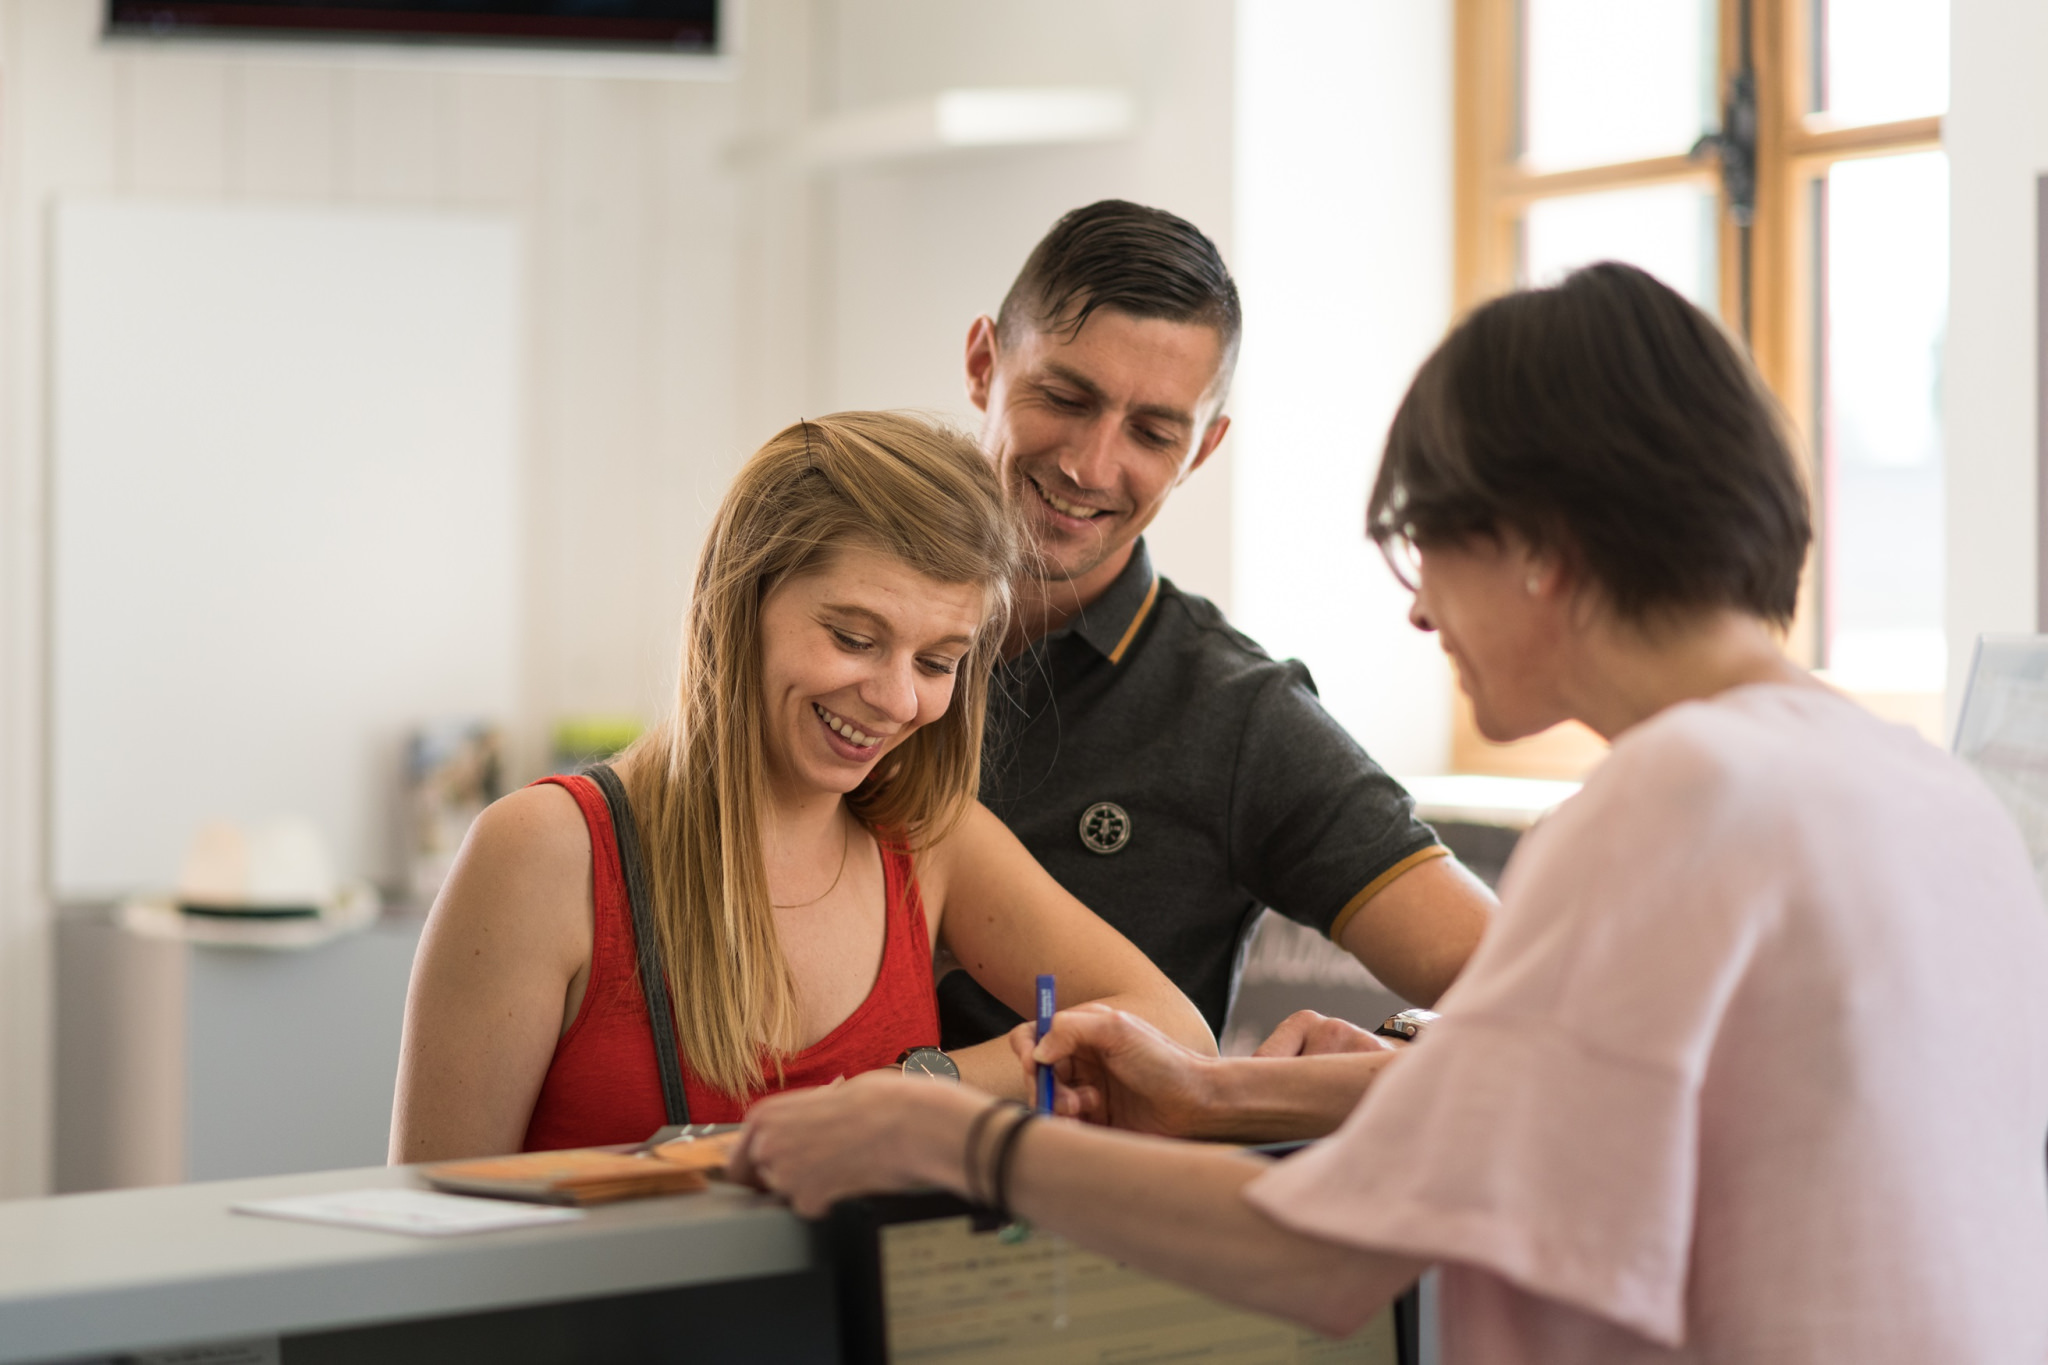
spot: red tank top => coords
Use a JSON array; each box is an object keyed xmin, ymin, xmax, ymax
[{"xmin": 521, "ymin": 774, "xmax": 942, "ymax": 1151}]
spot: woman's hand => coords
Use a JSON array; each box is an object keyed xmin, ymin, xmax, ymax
[
  {"xmin": 1013, "ymin": 1003, "xmax": 1224, "ymax": 1137},
  {"xmin": 1021, "ymin": 1003, "xmax": 1403, "ymax": 1144},
  {"xmin": 733, "ymin": 1073, "xmax": 983, "ymax": 1217}
]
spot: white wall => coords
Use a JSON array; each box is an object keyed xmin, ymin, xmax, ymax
[
  {"xmin": 1947, "ymin": 0, "xmax": 2047, "ymax": 721},
  {"xmin": 811, "ymin": 0, "xmax": 1239, "ymax": 611},
  {"xmin": 0, "ymin": 0, "xmax": 1459, "ymax": 1195},
  {"xmin": 50, "ymin": 201, "xmax": 523, "ymax": 897},
  {"xmin": 0, "ymin": 0, "xmax": 826, "ymax": 1196},
  {"xmin": 0, "ymin": 0, "xmax": 1251, "ymax": 1198},
  {"xmin": 1232, "ymin": 0, "xmax": 1455, "ymax": 775}
]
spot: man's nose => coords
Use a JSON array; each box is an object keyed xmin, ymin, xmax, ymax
[
  {"xmin": 1408, "ymin": 597, "xmax": 1436, "ymax": 633},
  {"xmin": 1058, "ymin": 416, "xmax": 1119, "ymax": 491}
]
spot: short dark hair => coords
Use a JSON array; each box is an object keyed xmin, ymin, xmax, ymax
[
  {"xmin": 997, "ymin": 200, "xmax": 1242, "ymax": 387},
  {"xmin": 1368, "ymin": 262, "xmax": 1811, "ymax": 627}
]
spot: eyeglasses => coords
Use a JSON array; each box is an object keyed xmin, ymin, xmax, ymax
[{"xmin": 1377, "ymin": 533, "xmax": 1423, "ymax": 593}]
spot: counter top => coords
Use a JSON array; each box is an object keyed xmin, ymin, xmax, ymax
[
  {"xmin": 0, "ymin": 1162, "xmax": 812, "ymax": 1363},
  {"xmin": 1403, "ymin": 773, "xmax": 1580, "ymax": 831}
]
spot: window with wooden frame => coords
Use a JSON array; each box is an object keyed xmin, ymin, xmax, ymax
[{"xmin": 1452, "ymin": 0, "xmax": 1949, "ymax": 779}]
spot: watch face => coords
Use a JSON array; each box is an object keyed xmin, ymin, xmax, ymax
[{"xmin": 901, "ymin": 1048, "xmax": 960, "ymax": 1082}]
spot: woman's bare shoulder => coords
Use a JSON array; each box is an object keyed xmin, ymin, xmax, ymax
[
  {"xmin": 911, "ymin": 801, "xmax": 1020, "ymax": 907},
  {"xmin": 428, "ymin": 782, "xmax": 594, "ymax": 956}
]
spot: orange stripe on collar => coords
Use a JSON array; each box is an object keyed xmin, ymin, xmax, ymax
[{"xmin": 1106, "ymin": 575, "xmax": 1161, "ymax": 665}]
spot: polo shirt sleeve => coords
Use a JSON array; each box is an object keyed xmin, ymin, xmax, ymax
[{"xmin": 1227, "ymin": 660, "xmax": 1444, "ymax": 940}]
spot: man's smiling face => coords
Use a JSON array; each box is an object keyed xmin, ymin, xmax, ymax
[{"xmin": 967, "ymin": 307, "xmax": 1231, "ymax": 595}]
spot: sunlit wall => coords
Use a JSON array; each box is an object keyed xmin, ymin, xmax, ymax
[{"xmin": 1232, "ymin": 0, "xmax": 1457, "ymax": 776}]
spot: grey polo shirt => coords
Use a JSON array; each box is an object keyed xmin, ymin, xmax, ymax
[{"xmin": 940, "ymin": 538, "xmax": 1446, "ymax": 1047}]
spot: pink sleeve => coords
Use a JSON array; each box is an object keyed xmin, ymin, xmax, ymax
[{"xmin": 1247, "ymin": 720, "xmax": 1775, "ymax": 1349}]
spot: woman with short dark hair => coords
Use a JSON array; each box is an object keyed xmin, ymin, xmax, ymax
[{"xmin": 731, "ymin": 266, "xmax": 2048, "ymax": 1363}]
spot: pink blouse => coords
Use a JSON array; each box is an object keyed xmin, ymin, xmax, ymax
[{"xmin": 1250, "ymin": 683, "xmax": 2048, "ymax": 1363}]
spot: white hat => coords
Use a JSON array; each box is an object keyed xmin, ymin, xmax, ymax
[
  {"xmin": 178, "ymin": 817, "xmax": 339, "ymax": 914},
  {"xmin": 121, "ymin": 817, "xmax": 380, "ymax": 949}
]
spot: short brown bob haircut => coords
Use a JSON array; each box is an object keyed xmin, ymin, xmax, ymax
[{"xmin": 1368, "ymin": 262, "xmax": 1811, "ymax": 628}]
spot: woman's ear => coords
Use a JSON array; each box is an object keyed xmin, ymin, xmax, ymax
[{"xmin": 1497, "ymin": 528, "xmax": 1556, "ymax": 600}]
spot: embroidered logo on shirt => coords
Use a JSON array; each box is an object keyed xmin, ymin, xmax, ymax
[{"xmin": 1078, "ymin": 802, "xmax": 1131, "ymax": 855}]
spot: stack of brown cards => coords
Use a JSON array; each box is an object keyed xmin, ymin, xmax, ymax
[{"xmin": 421, "ymin": 1133, "xmax": 742, "ymax": 1207}]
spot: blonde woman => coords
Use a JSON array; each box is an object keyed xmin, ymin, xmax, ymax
[{"xmin": 391, "ymin": 413, "xmax": 1213, "ymax": 1162}]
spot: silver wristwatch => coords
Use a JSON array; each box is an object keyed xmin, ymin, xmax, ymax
[{"xmin": 1374, "ymin": 1008, "xmax": 1441, "ymax": 1043}]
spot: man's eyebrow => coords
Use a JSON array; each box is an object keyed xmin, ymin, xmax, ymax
[
  {"xmin": 1039, "ymin": 361, "xmax": 1195, "ymax": 430},
  {"xmin": 823, "ymin": 604, "xmax": 973, "ymax": 649}
]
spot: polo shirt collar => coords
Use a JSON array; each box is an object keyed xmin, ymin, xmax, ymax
[{"xmin": 1059, "ymin": 538, "xmax": 1161, "ymax": 665}]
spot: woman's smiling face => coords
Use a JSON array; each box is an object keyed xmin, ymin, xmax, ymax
[
  {"xmin": 757, "ymin": 546, "xmax": 987, "ymax": 802},
  {"xmin": 1407, "ymin": 532, "xmax": 1571, "ymax": 744}
]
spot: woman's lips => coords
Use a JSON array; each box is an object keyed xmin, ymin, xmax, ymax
[{"xmin": 812, "ymin": 701, "xmax": 885, "ymax": 761}]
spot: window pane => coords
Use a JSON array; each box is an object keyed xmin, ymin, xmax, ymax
[
  {"xmin": 1521, "ymin": 0, "xmax": 1716, "ymax": 171},
  {"xmin": 1816, "ymin": 0, "xmax": 1949, "ymax": 124},
  {"xmin": 1820, "ymin": 151, "xmax": 1948, "ymax": 691},
  {"xmin": 1522, "ymin": 182, "xmax": 1718, "ymax": 310}
]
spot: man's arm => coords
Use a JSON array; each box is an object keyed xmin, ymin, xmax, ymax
[
  {"xmin": 1333, "ymin": 854, "xmax": 1496, "ymax": 1006},
  {"xmin": 1229, "ymin": 662, "xmax": 1497, "ymax": 1005}
]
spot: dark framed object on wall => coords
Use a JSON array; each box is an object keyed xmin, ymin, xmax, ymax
[{"xmin": 106, "ymin": 0, "xmax": 717, "ymax": 52}]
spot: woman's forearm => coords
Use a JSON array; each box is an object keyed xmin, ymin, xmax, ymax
[
  {"xmin": 909, "ymin": 1108, "xmax": 1417, "ymax": 1339},
  {"xmin": 1084, "ymin": 987, "xmax": 1217, "ymax": 1057},
  {"xmin": 739, "ymin": 1075, "xmax": 1424, "ymax": 1338},
  {"xmin": 951, "ymin": 1037, "xmax": 1031, "ymax": 1099}
]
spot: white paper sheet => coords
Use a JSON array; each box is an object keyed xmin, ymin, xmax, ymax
[{"xmin": 232, "ymin": 1187, "xmax": 585, "ymax": 1238}]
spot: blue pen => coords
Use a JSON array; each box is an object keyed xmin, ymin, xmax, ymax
[{"xmin": 1035, "ymin": 974, "xmax": 1057, "ymax": 1115}]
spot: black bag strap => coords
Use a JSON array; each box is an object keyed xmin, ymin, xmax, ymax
[{"xmin": 585, "ymin": 762, "xmax": 690, "ymax": 1126}]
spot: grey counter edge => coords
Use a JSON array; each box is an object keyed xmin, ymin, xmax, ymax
[{"xmin": 0, "ymin": 1195, "xmax": 814, "ymax": 1363}]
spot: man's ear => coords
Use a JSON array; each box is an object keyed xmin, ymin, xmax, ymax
[
  {"xmin": 964, "ymin": 315, "xmax": 999, "ymax": 413},
  {"xmin": 1178, "ymin": 413, "xmax": 1232, "ymax": 483}
]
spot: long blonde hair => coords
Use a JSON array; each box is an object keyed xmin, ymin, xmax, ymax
[{"xmin": 617, "ymin": 412, "xmax": 1023, "ymax": 1096}]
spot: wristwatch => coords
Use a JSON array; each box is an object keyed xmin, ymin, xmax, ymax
[
  {"xmin": 1374, "ymin": 1008, "xmax": 1441, "ymax": 1043},
  {"xmin": 896, "ymin": 1047, "xmax": 961, "ymax": 1083}
]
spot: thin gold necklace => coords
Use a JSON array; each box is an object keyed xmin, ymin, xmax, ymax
[{"xmin": 773, "ymin": 810, "xmax": 852, "ymax": 909}]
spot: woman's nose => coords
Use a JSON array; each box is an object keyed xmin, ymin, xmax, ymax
[
  {"xmin": 1408, "ymin": 597, "xmax": 1436, "ymax": 633},
  {"xmin": 865, "ymin": 657, "xmax": 921, "ymax": 724}
]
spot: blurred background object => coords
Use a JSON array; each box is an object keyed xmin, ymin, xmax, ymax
[
  {"xmin": 406, "ymin": 723, "xmax": 504, "ymax": 905},
  {"xmin": 551, "ymin": 715, "xmax": 647, "ymax": 775}
]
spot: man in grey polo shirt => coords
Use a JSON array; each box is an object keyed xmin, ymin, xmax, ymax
[{"xmin": 940, "ymin": 200, "xmax": 1497, "ymax": 1050}]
